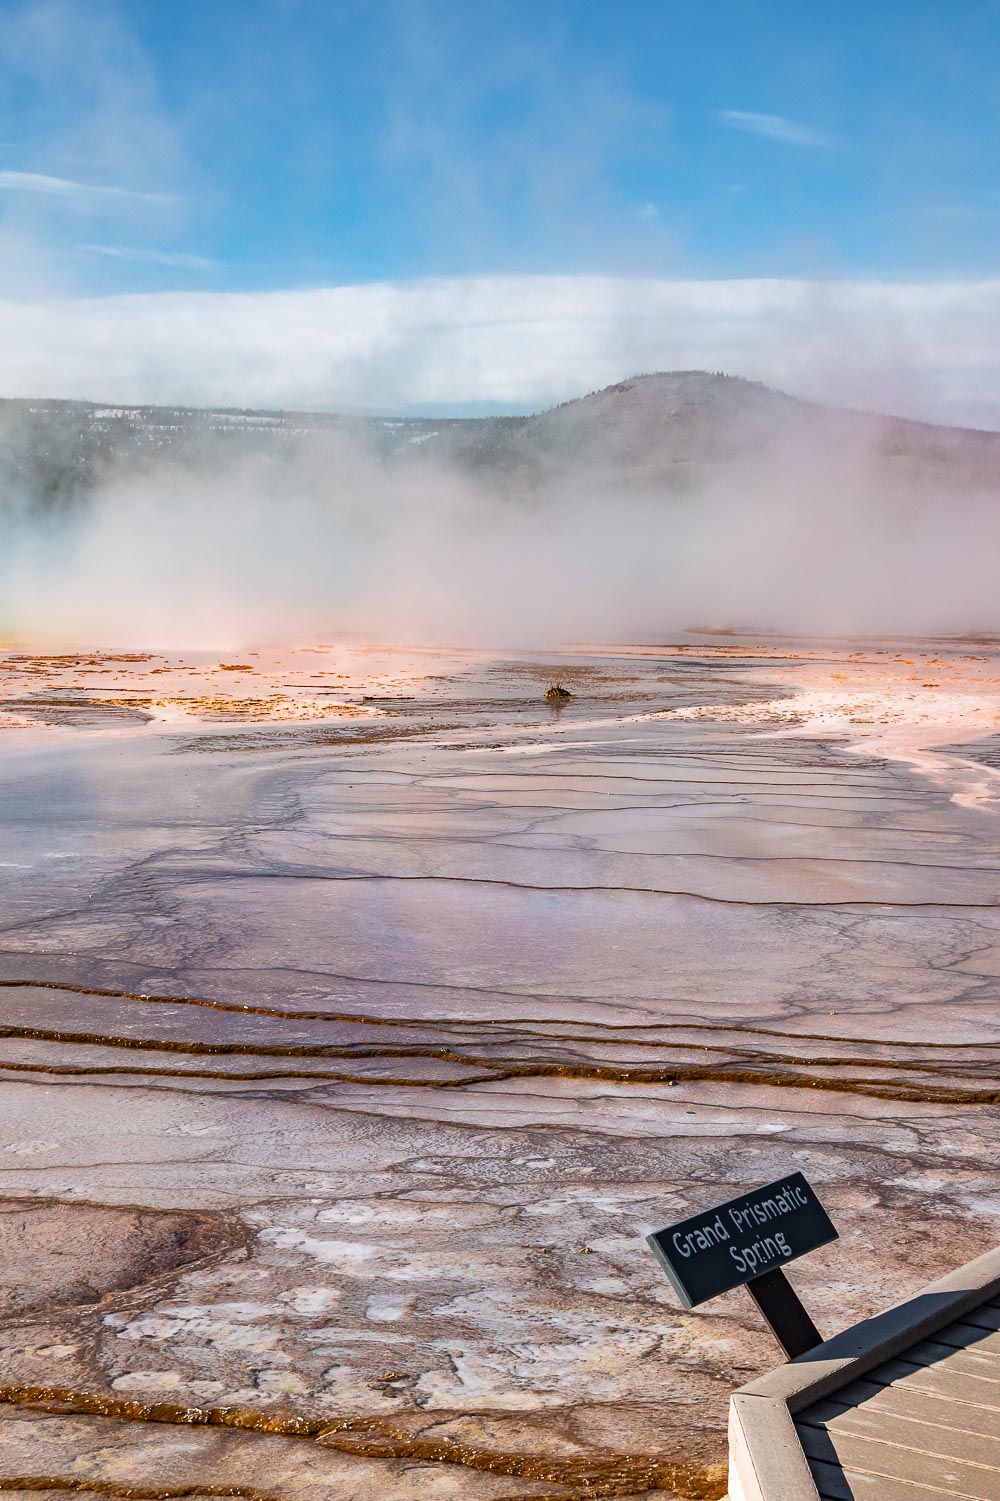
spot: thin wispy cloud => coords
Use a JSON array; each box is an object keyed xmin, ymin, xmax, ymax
[
  {"xmin": 0, "ymin": 170, "xmax": 175, "ymax": 206},
  {"xmin": 80, "ymin": 243, "xmax": 215, "ymax": 270},
  {"xmin": 716, "ymin": 110, "xmax": 832, "ymax": 148}
]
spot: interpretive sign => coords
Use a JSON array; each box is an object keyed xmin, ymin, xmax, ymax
[{"xmin": 646, "ymin": 1172, "xmax": 838, "ymax": 1311}]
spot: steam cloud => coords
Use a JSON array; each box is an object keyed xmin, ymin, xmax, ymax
[{"xmin": 3, "ymin": 414, "xmax": 999, "ymax": 648}]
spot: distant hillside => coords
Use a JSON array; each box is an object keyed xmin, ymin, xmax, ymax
[
  {"xmin": 441, "ymin": 372, "xmax": 1000, "ymax": 494},
  {"xmin": 0, "ymin": 398, "xmax": 521, "ymax": 512},
  {"xmin": 3, "ymin": 372, "xmax": 1000, "ymax": 512}
]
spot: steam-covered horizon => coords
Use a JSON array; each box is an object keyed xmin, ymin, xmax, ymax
[{"xmin": 4, "ymin": 371, "xmax": 1000, "ymax": 649}]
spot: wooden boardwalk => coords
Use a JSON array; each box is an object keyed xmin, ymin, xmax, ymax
[
  {"xmin": 797, "ymin": 1292, "xmax": 1000, "ymax": 1499},
  {"xmin": 726, "ymin": 1247, "xmax": 1000, "ymax": 1501}
]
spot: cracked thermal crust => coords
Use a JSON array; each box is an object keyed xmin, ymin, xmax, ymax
[{"xmin": 0, "ymin": 638, "xmax": 998, "ymax": 1498}]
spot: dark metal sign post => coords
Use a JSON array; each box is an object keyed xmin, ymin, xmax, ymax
[{"xmin": 645, "ymin": 1171, "xmax": 837, "ymax": 1359}]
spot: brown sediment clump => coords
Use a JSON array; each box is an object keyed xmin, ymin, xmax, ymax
[
  {"xmin": 0, "ymin": 1387, "xmax": 728, "ymax": 1498},
  {"xmin": 177, "ymin": 720, "xmax": 464, "ymax": 751},
  {"xmin": 0, "ymin": 1199, "xmax": 242, "ymax": 1318},
  {"xmin": 150, "ymin": 695, "xmax": 376, "ymax": 722},
  {"xmin": 2, "ymin": 1048, "xmax": 997, "ymax": 1105},
  {"xmin": 0, "ymin": 697, "xmax": 155, "ymax": 726},
  {"xmin": 0, "ymin": 646, "xmax": 444, "ymax": 733},
  {"xmin": 0, "ymin": 1484, "xmax": 270, "ymax": 1499},
  {"xmin": 1, "ymin": 654, "xmax": 154, "ymax": 668},
  {"xmin": 1, "ymin": 980, "xmax": 999, "ymax": 1104},
  {"xmin": 320, "ymin": 1414, "xmax": 728, "ymax": 1497}
]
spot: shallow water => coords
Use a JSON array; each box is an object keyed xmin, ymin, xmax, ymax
[{"xmin": 0, "ymin": 638, "xmax": 998, "ymax": 1498}]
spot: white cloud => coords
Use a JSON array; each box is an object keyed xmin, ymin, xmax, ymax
[
  {"xmin": 0, "ymin": 274, "xmax": 998, "ymax": 428},
  {"xmin": 0, "ymin": 169, "xmax": 175, "ymax": 206},
  {"xmin": 80, "ymin": 243, "xmax": 214, "ymax": 270},
  {"xmin": 634, "ymin": 202, "xmax": 658, "ymax": 220},
  {"xmin": 716, "ymin": 110, "xmax": 832, "ymax": 148}
]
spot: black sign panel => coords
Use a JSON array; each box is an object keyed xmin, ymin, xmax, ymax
[{"xmin": 646, "ymin": 1172, "xmax": 838, "ymax": 1309}]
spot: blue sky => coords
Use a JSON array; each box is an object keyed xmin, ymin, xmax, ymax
[
  {"xmin": 3, "ymin": 0, "xmax": 1000, "ymax": 292},
  {"xmin": 1, "ymin": 0, "xmax": 999, "ymax": 420}
]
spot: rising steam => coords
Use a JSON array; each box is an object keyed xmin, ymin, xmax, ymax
[{"xmin": 2, "ymin": 406, "xmax": 1000, "ymax": 648}]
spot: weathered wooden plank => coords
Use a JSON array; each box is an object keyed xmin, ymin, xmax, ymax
[
  {"xmin": 811, "ymin": 1457, "xmax": 965, "ymax": 1500},
  {"xmin": 934, "ymin": 1319, "xmax": 1000, "ymax": 1353},
  {"xmin": 801, "ymin": 1401, "xmax": 1000, "ymax": 1469},
  {"xmin": 894, "ymin": 1338, "xmax": 1000, "ymax": 1379},
  {"xmin": 805, "ymin": 1377, "xmax": 888, "ymax": 1412},
  {"xmin": 728, "ymin": 1391, "xmax": 821, "ymax": 1501},
  {"xmin": 879, "ymin": 1355, "xmax": 1000, "ymax": 1409},
  {"xmin": 812, "ymin": 1376, "xmax": 1000, "ymax": 1438},
  {"xmin": 964, "ymin": 1303, "xmax": 1000, "ymax": 1334},
  {"xmin": 799, "ymin": 1424, "xmax": 1000, "ymax": 1500}
]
